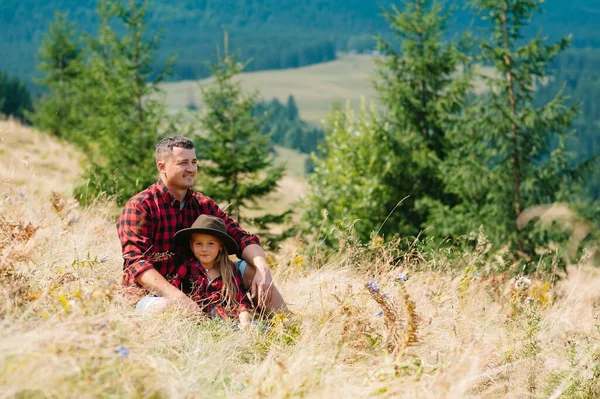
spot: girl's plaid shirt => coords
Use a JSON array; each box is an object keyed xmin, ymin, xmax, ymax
[
  {"xmin": 116, "ymin": 180, "xmax": 259, "ymax": 303},
  {"xmin": 173, "ymin": 258, "xmax": 252, "ymax": 320}
]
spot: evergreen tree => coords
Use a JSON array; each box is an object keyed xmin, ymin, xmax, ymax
[
  {"xmin": 197, "ymin": 50, "xmax": 287, "ymax": 234},
  {"xmin": 371, "ymin": 0, "xmax": 470, "ymax": 239},
  {"xmin": 72, "ymin": 0, "xmax": 167, "ymax": 205},
  {"xmin": 425, "ymin": 0, "xmax": 589, "ymax": 268},
  {"xmin": 535, "ymin": 49, "xmax": 600, "ymax": 199},
  {"xmin": 252, "ymin": 97, "xmax": 324, "ymax": 154},
  {"xmin": 31, "ymin": 12, "xmax": 84, "ymax": 141},
  {"xmin": 0, "ymin": 71, "xmax": 32, "ymax": 120},
  {"xmin": 303, "ymin": 101, "xmax": 395, "ymax": 245},
  {"xmin": 286, "ymin": 95, "xmax": 299, "ymax": 120}
]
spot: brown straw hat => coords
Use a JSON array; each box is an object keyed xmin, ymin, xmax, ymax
[{"xmin": 174, "ymin": 214, "xmax": 238, "ymax": 254}]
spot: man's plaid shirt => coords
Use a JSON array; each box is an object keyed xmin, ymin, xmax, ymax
[{"xmin": 116, "ymin": 180, "xmax": 260, "ymax": 303}]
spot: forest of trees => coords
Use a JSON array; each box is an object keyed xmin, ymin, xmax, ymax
[
  {"xmin": 1, "ymin": 0, "xmax": 599, "ymax": 269},
  {"xmin": 303, "ymin": 0, "xmax": 600, "ymax": 273},
  {"xmin": 1, "ymin": 0, "xmax": 599, "ymax": 82},
  {"xmin": 0, "ymin": 71, "xmax": 32, "ymax": 120},
  {"xmin": 254, "ymin": 96, "xmax": 324, "ymax": 155}
]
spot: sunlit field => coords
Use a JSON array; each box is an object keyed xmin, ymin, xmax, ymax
[
  {"xmin": 1, "ymin": 120, "xmax": 599, "ymax": 398},
  {"xmin": 159, "ymin": 54, "xmax": 496, "ymax": 127}
]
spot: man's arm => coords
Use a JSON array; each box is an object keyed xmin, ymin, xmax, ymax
[
  {"xmin": 241, "ymin": 244, "xmax": 273, "ymax": 306},
  {"xmin": 117, "ymin": 201, "xmax": 198, "ymax": 311},
  {"xmin": 117, "ymin": 202, "xmax": 157, "ymax": 286},
  {"xmin": 136, "ymin": 268, "xmax": 200, "ymax": 312}
]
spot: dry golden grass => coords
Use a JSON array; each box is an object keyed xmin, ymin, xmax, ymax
[
  {"xmin": 2, "ymin": 121, "xmax": 600, "ymax": 398},
  {"xmin": 0, "ymin": 119, "xmax": 82, "ymax": 197}
]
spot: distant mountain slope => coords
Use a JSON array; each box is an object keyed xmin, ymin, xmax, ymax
[
  {"xmin": 160, "ymin": 54, "xmax": 496, "ymax": 126},
  {"xmin": 1, "ymin": 0, "xmax": 599, "ymax": 82}
]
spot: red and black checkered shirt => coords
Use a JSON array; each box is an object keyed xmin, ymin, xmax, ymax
[
  {"xmin": 116, "ymin": 180, "xmax": 260, "ymax": 303},
  {"xmin": 172, "ymin": 257, "xmax": 251, "ymax": 320}
]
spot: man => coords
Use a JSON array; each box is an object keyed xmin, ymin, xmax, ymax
[{"xmin": 117, "ymin": 136, "xmax": 287, "ymax": 314}]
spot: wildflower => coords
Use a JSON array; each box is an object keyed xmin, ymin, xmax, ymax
[
  {"xmin": 366, "ymin": 280, "xmax": 379, "ymax": 293},
  {"xmin": 375, "ymin": 311, "xmax": 383, "ymax": 317},
  {"xmin": 99, "ymin": 255, "xmax": 109, "ymax": 263},
  {"xmin": 68, "ymin": 215, "xmax": 79, "ymax": 225},
  {"xmin": 395, "ymin": 273, "xmax": 408, "ymax": 282},
  {"xmin": 115, "ymin": 345, "xmax": 130, "ymax": 357},
  {"xmin": 514, "ymin": 276, "xmax": 532, "ymax": 290},
  {"xmin": 383, "ymin": 292, "xmax": 391, "ymax": 300}
]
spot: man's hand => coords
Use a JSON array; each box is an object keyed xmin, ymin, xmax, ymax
[
  {"xmin": 171, "ymin": 293, "xmax": 202, "ymax": 314},
  {"xmin": 251, "ymin": 261, "xmax": 273, "ymax": 307},
  {"xmin": 242, "ymin": 244, "xmax": 274, "ymax": 307},
  {"xmin": 137, "ymin": 268, "xmax": 202, "ymax": 314}
]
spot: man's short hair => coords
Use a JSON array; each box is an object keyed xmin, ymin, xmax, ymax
[{"xmin": 155, "ymin": 136, "xmax": 195, "ymax": 163}]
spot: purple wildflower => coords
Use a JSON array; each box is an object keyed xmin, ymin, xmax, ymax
[
  {"xmin": 375, "ymin": 311, "xmax": 383, "ymax": 317},
  {"xmin": 115, "ymin": 345, "xmax": 130, "ymax": 357},
  {"xmin": 99, "ymin": 255, "xmax": 109, "ymax": 263},
  {"xmin": 395, "ymin": 273, "xmax": 408, "ymax": 282},
  {"xmin": 366, "ymin": 280, "xmax": 379, "ymax": 293}
]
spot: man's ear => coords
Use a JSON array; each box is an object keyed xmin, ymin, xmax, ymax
[{"xmin": 157, "ymin": 161, "xmax": 165, "ymax": 173}]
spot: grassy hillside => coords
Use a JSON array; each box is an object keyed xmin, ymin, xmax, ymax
[
  {"xmin": 161, "ymin": 54, "xmax": 495, "ymax": 126},
  {"xmin": 161, "ymin": 54, "xmax": 378, "ymax": 126},
  {"xmin": 0, "ymin": 119, "xmax": 81, "ymax": 196},
  {"xmin": 2, "ymin": 120, "xmax": 600, "ymax": 398}
]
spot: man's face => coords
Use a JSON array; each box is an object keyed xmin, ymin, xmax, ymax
[{"xmin": 158, "ymin": 146, "xmax": 197, "ymax": 191}]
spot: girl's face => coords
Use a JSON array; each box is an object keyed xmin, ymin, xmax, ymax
[{"xmin": 190, "ymin": 233, "xmax": 222, "ymax": 269}]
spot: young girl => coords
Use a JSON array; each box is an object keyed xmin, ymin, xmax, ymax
[{"xmin": 173, "ymin": 214, "xmax": 251, "ymax": 327}]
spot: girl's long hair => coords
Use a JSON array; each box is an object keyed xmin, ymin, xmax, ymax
[{"xmin": 214, "ymin": 245, "xmax": 240, "ymax": 308}]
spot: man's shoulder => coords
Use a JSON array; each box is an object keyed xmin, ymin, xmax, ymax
[
  {"xmin": 125, "ymin": 183, "xmax": 160, "ymax": 207},
  {"xmin": 189, "ymin": 190, "xmax": 215, "ymax": 206},
  {"xmin": 190, "ymin": 190, "xmax": 208, "ymax": 201},
  {"xmin": 119, "ymin": 183, "xmax": 162, "ymax": 219}
]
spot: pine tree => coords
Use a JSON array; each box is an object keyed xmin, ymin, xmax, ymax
[
  {"xmin": 425, "ymin": 0, "xmax": 589, "ymax": 268},
  {"xmin": 31, "ymin": 12, "xmax": 84, "ymax": 139},
  {"xmin": 0, "ymin": 71, "xmax": 32, "ymax": 120},
  {"xmin": 286, "ymin": 95, "xmax": 299, "ymax": 120},
  {"xmin": 197, "ymin": 48, "xmax": 287, "ymax": 236},
  {"xmin": 366, "ymin": 0, "xmax": 470, "ymax": 239},
  {"xmin": 303, "ymin": 101, "xmax": 395, "ymax": 245},
  {"xmin": 72, "ymin": 0, "xmax": 168, "ymax": 205}
]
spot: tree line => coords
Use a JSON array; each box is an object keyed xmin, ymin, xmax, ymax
[
  {"xmin": 253, "ymin": 96, "xmax": 324, "ymax": 155},
  {"xmin": 0, "ymin": 71, "xmax": 32, "ymax": 120},
  {"xmin": 4, "ymin": 0, "xmax": 599, "ymax": 269},
  {"xmin": 303, "ymin": 0, "xmax": 599, "ymax": 274},
  {"xmin": 2, "ymin": 0, "xmax": 600, "ymax": 82}
]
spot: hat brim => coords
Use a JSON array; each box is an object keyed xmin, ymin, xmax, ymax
[{"xmin": 174, "ymin": 227, "xmax": 239, "ymax": 254}]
